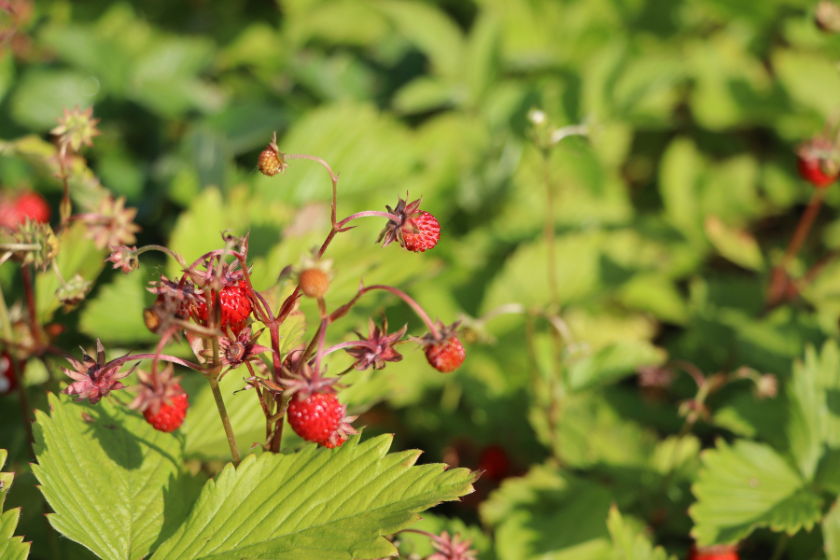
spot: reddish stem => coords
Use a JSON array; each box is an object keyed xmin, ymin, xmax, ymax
[
  {"xmin": 322, "ymin": 340, "xmax": 379, "ymax": 356},
  {"xmin": 362, "ymin": 285, "xmax": 440, "ymax": 339},
  {"xmin": 335, "ymin": 211, "xmax": 400, "ymax": 230},
  {"xmin": 780, "ymin": 188, "xmax": 826, "ymax": 272}
]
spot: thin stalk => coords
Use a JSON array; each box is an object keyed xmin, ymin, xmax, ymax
[
  {"xmin": 0, "ymin": 282, "xmax": 34, "ymax": 460},
  {"xmin": 541, "ymin": 148, "xmax": 559, "ymax": 309},
  {"xmin": 322, "ymin": 340, "xmax": 378, "ymax": 356},
  {"xmin": 363, "ymin": 285, "xmax": 440, "ymax": 339},
  {"xmin": 779, "ymin": 188, "xmax": 826, "ymax": 272},
  {"xmin": 0, "ymin": 243, "xmax": 41, "ymax": 251},
  {"xmin": 206, "ymin": 373, "xmax": 240, "ymax": 465},
  {"xmin": 335, "ymin": 211, "xmax": 401, "ymax": 230},
  {"xmin": 21, "ymin": 265, "xmax": 41, "ymax": 348}
]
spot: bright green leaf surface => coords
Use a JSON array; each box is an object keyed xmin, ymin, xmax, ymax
[
  {"xmin": 823, "ymin": 500, "xmax": 840, "ymax": 560},
  {"xmin": 690, "ymin": 439, "xmax": 822, "ymax": 546},
  {"xmin": 566, "ymin": 341, "xmax": 666, "ymax": 392},
  {"xmin": 151, "ymin": 434, "xmax": 476, "ymax": 559},
  {"xmin": 0, "ymin": 449, "xmax": 30, "ymax": 560},
  {"xmin": 608, "ymin": 505, "xmax": 674, "ymax": 560},
  {"xmin": 32, "ymin": 393, "xmax": 201, "ymax": 560},
  {"xmin": 480, "ymin": 464, "xmax": 612, "ymax": 560},
  {"xmin": 79, "ymin": 267, "xmax": 159, "ymax": 344}
]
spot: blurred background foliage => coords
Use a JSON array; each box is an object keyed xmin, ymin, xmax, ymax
[{"xmin": 3, "ymin": 0, "xmax": 840, "ymax": 558}]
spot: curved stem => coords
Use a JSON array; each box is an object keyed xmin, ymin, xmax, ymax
[
  {"xmin": 109, "ymin": 353, "xmax": 202, "ymax": 372},
  {"xmin": 779, "ymin": 188, "xmax": 825, "ymax": 272},
  {"xmin": 322, "ymin": 340, "xmax": 378, "ymax": 356},
  {"xmin": 363, "ymin": 285, "xmax": 440, "ymax": 339},
  {"xmin": 134, "ymin": 244, "xmax": 186, "ymax": 267},
  {"xmin": 0, "ymin": 243, "xmax": 41, "ymax": 251},
  {"xmin": 335, "ymin": 211, "xmax": 401, "ymax": 230}
]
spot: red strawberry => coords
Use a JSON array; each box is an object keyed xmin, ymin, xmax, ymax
[
  {"xmin": 143, "ymin": 387, "xmax": 189, "ymax": 432},
  {"xmin": 402, "ymin": 211, "xmax": 440, "ymax": 253},
  {"xmin": 0, "ymin": 351, "xmax": 20, "ymax": 395},
  {"xmin": 287, "ymin": 392, "xmax": 345, "ymax": 445},
  {"xmin": 797, "ymin": 137, "xmax": 839, "ymax": 188},
  {"xmin": 425, "ymin": 335, "xmax": 465, "ymax": 373},
  {"xmin": 477, "ymin": 445, "xmax": 511, "ymax": 481},
  {"xmin": 378, "ymin": 196, "xmax": 441, "ymax": 253},
  {"xmin": 687, "ymin": 544, "xmax": 738, "ymax": 560},
  {"xmin": 196, "ymin": 280, "xmax": 253, "ymax": 333},
  {"xmin": 0, "ymin": 190, "xmax": 50, "ymax": 230},
  {"xmin": 798, "ymin": 155, "xmax": 838, "ymax": 188}
]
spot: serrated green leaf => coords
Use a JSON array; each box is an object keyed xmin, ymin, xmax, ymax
[
  {"xmin": 35, "ymin": 221, "xmax": 107, "ymax": 324},
  {"xmin": 79, "ymin": 267, "xmax": 159, "ymax": 344},
  {"xmin": 703, "ymin": 216, "xmax": 764, "ymax": 271},
  {"xmin": 151, "ymin": 434, "xmax": 476, "ymax": 559},
  {"xmin": 689, "ymin": 439, "xmax": 822, "ymax": 546},
  {"xmin": 787, "ymin": 342, "xmax": 840, "ymax": 479},
  {"xmin": 566, "ymin": 341, "xmax": 666, "ymax": 392},
  {"xmin": 824, "ymin": 499, "xmax": 840, "ymax": 560},
  {"xmin": 0, "ymin": 449, "xmax": 30, "ymax": 560},
  {"xmin": 480, "ymin": 464, "xmax": 612, "ymax": 560},
  {"xmin": 608, "ymin": 505, "xmax": 674, "ymax": 560},
  {"xmin": 32, "ymin": 392, "xmax": 202, "ymax": 560}
]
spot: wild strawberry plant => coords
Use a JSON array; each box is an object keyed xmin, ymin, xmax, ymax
[{"xmin": 0, "ymin": 107, "xmax": 479, "ymax": 559}]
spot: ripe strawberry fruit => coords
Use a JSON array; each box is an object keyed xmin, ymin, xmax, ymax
[
  {"xmin": 287, "ymin": 392, "xmax": 345, "ymax": 445},
  {"xmin": 378, "ymin": 196, "xmax": 441, "ymax": 253},
  {"xmin": 403, "ymin": 211, "xmax": 440, "ymax": 253},
  {"xmin": 0, "ymin": 190, "xmax": 51, "ymax": 230},
  {"xmin": 0, "ymin": 351, "xmax": 20, "ymax": 395},
  {"xmin": 143, "ymin": 387, "xmax": 189, "ymax": 433},
  {"xmin": 687, "ymin": 544, "xmax": 738, "ymax": 560},
  {"xmin": 477, "ymin": 445, "xmax": 511, "ymax": 481},
  {"xmin": 425, "ymin": 336, "xmax": 465, "ymax": 373},
  {"xmin": 798, "ymin": 156, "xmax": 838, "ymax": 187},
  {"xmin": 197, "ymin": 280, "xmax": 253, "ymax": 333},
  {"xmin": 797, "ymin": 138, "xmax": 839, "ymax": 188}
]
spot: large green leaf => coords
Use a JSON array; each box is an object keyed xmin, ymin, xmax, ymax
[
  {"xmin": 689, "ymin": 439, "xmax": 822, "ymax": 546},
  {"xmin": 787, "ymin": 342, "xmax": 840, "ymax": 479},
  {"xmin": 0, "ymin": 449, "xmax": 30, "ymax": 560},
  {"xmin": 607, "ymin": 505, "xmax": 675, "ymax": 560},
  {"xmin": 79, "ymin": 266, "xmax": 159, "ymax": 344},
  {"xmin": 32, "ymin": 392, "xmax": 202, "ymax": 560},
  {"xmin": 565, "ymin": 340, "xmax": 666, "ymax": 392},
  {"xmin": 151, "ymin": 434, "xmax": 476, "ymax": 559},
  {"xmin": 35, "ymin": 221, "xmax": 108, "ymax": 323},
  {"xmin": 824, "ymin": 499, "xmax": 840, "ymax": 560},
  {"xmin": 480, "ymin": 464, "xmax": 613, "ymax": 560}
]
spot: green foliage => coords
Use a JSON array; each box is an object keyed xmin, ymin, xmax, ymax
[
  {"xmin": 689, "ymin": 439, "xmax": 822, "ymax": 546},
  {"xmin": 32, "ymin": 392, "xmax": 202, "ymax": 560},
  {"xmin": 6, "ymin": 0, "xmax": 840, "ymax": 558},
  {"xmin": 0, "ymin": 449, "xmax": 30, "ymax": 560},
  {"xmin": 150, "ymin": 434, "xmax": 476, "ymax": 560}
]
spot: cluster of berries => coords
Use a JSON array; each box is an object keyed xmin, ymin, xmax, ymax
[{"xmin": 0, "ymin": 190, "xmax": 50, "ymax": 230}]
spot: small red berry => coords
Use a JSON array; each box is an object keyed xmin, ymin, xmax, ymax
[
  {"xmin": 477, "ymin": 445, "xmax": 511, "ymax": 481},
  {"xmin": 425, "ymin": 335, "xmax": 465, "ymax": 373},
  {"xmin": 0, "ymin": 351, "xmax": 20, "ymax": 395},
  {"xmin": 321, "ymin": 436, "xmax": 346, "ymax": 449},
  {"xmin": 197, "ymin": 280, "xmax": 253, "ymax": 333},
  {"xmin": 798, "ymin": 155, "xmax": 838, "ymax": 188},
  {"xmin": 143, "ymin": 386, "xmax": 189, "ymax": 433},
  {"xmin": 402, "ymin": 211, "xmax": 440, "ymax": 253},
  {"xmin": 687, "ymin": 544, "xmax": 739, "ymax": 560},
  {"xmin": 287, "ymin": 392, "xmax": 345, "ymax": 445},
  {"xmin": 0, "ymin": 191, "xmax": 50, "ymax": 230}
]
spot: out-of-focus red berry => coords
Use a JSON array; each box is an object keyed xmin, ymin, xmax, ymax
[
  {"xmin": 477, "ymin": 444, "xmax": 511, "ymax": 481},
  {"xmin": 0, "ymin": 190, "xmax": 51, "ymax": 230},
  {"xmin": 687, "ymin": 543, "xmax": 739, "ymax": 560}
]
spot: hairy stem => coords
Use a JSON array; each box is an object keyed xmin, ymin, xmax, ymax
[{"xmin": 206, "ymin": 372, "xmax": 241, "ymax": 465}]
